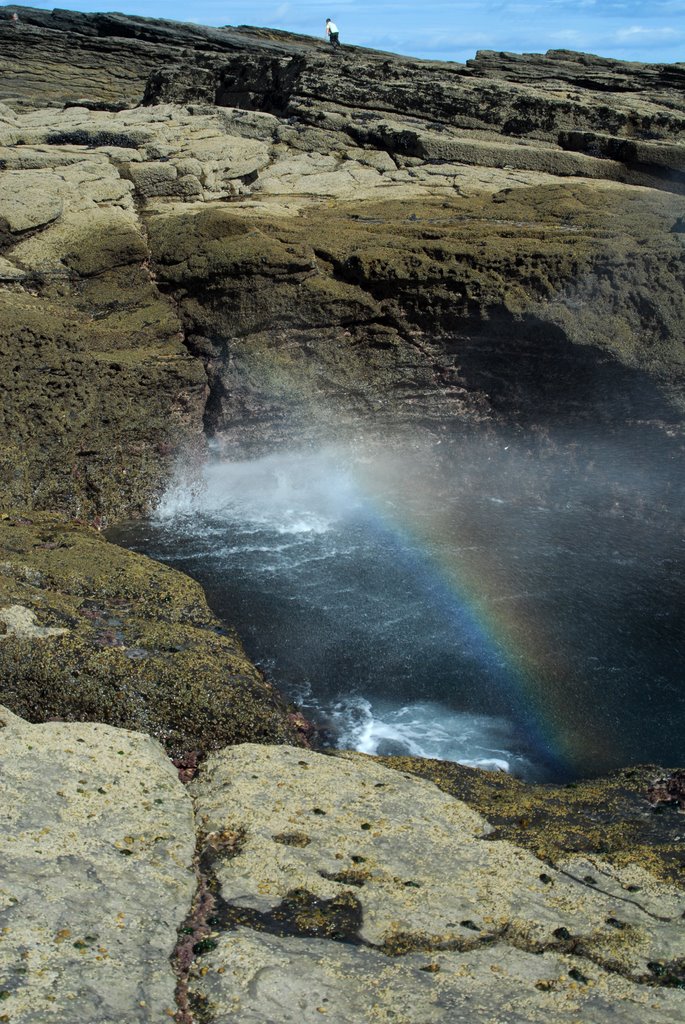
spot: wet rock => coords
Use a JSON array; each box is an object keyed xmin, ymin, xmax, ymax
[
  {"xmin": 0, "ymin": 705, "xmax": 196, "ymax": 1023},
  {"xmin": 648, "ymin": 771, "xmax": 685, "ymax": 813}
]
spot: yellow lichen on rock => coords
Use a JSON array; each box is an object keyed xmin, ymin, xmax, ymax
[{"xmin": 0, "ymin": 515, "xmax": 304, "ymax": 755}]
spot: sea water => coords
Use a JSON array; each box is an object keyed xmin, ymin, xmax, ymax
[{"xmin": 111, "ymin": 429, "xmax": 684, "ymax": 782}]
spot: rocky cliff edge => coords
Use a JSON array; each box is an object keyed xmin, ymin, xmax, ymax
[{"xmin": 0, "ymin": 7, "xmax": 683, "ymax": 516}]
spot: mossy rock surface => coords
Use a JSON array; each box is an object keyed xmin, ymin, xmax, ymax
[
  {"xmin": 377, "ymin": 755, "xmax": 685, "ymax": 888},
  {"xmin": 0, "ymin": 252, "xmax": 207, "ymax": 521},
  {"xmin": 146, "ymin": 183, "xmax": 685, "ymax": 448},
  {"xmin": 0, "ymin": 514, "xmax": 303, "ymax": 756}
]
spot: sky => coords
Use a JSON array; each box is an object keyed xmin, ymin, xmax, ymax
[{"xmin": 17, "ymin": 1, "xmax": 685, "ymax": 65}]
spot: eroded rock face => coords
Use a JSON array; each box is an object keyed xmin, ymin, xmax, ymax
[
  {"xmin": 0, "ymin": 12, "xmax": 683, "ymax": 513},
  {"xmin": 186, "ymin": 744, "xmax": 685, "ymax": 1023},
  {"xmin": 144, "ymin": 184, "xmax": 685, "ymax": 453},
  {"xmin": 0, "ymin": 705, "xmax": 195, "ymax": 1023},
  {"xmin": 0, "ymin": 101, "xmax": 211, "ymax": 519}
]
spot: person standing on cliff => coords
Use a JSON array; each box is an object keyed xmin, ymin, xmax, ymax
[{"xmin": 325, "ymin": 18, "xmax": 340, "ymax": 48}]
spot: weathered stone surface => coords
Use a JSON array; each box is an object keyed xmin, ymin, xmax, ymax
[
  {"xmin": 191, "ymin": 928, "xmax": 685, "ymax": 1024},
  {"xmin": 0, "ymin": 719, "xmax": 682, "ymax": 1023},
  {"xmin": 0, "ymin": 515, "xmax": 305, "ymax": 755},
  {"xmin": 0, "ymin": 169, "xmax": 63, "ymax": 231},
  {"xmin": 186, "ymin": 744, "xmax": 685, "ymax": 1022},
  {"xmin": 8, "ymin": 7, "xmax": 675, "ymax": 194},
  {"xmin": 378, "ymin": 755, "xmax": 685, "ymax": 888},
  {"xmin": 0, "ymin": 705, "xmax": 195, "ymax": 1023}
]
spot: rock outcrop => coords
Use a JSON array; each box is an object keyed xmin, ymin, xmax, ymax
[
  {"xmin": 0, "ymin": 13, "xmax": 683, "ymax": 1019},
  {"xmin": 1, "ymin": 9, "xmax": 683, "ymax": 512},
  {"xmin": 0, "ymin": 96, "xmax": 209, "ymax": 519},
  {"xmin": 4, "ymin": 712, "xmax": 683, "ymax": 1023},
  {"xmin": 0, "ymin": 706, "xmax": 195, "ymax": 1022},
  {"xmin": 0, "ymin": 514, "xmax": 304, "ymax": 753},
  {"xmin": 186, "ymin": 746, "xmax": 685, "ymax": 1023}
]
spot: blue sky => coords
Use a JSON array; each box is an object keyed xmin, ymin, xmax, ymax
[{"xmin": 20, "ymin": 2, "xmax": 685, "ymax": 64}]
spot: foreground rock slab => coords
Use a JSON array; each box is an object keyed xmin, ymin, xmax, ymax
[
  {"xmin": 196, "ymin": 928, "xmax": 685, "ymax": 1024},
  {"xmin": 0, "ymin": 705, "xmax": 195, "ymax": 1022},
  {"xmin": 188, "ymin": 744, "xmax": 685, "ymax": 1022}
]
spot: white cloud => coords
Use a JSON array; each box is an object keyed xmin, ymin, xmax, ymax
[{"xmin": 616, "ymin": 24, "xmax": 681, "ymax": 39}]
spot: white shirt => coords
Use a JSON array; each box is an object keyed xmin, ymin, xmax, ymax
[{"xmin": 327, "ymin": 21, "xmax": 338, "ymax": 34}]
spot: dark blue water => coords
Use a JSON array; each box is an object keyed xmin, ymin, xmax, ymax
[{"xmin": 111, "ymin": 430, "xmax": 684, "ymax": 782}]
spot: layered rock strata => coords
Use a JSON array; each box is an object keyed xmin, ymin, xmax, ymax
[{"xmin": 0, "ymin": 10, "xmax": 683, "ymax": 513}]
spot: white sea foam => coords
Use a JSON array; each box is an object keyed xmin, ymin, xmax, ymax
[{"xmin": 317, "ymin": 697, "xmax": 533, "ymax": 775}]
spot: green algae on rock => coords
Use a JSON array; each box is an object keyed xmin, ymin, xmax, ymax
[
  {"xmin": 0, "ymin": 515, "xmax": 305, "ymax": 755},
  {"xmin": 376, "ymin": 755, "xmax": 685, "ymax": 889}
]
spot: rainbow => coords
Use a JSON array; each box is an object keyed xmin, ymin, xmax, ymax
[
  {"xmin": 352, "ymin": 459, "xmax": 603, "ymax": 779},
  {"xmin": 167, "ymin": 442, "xmax": 620, "ymax": 779}
]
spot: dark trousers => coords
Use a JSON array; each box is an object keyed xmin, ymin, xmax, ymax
[{"xmin": 329, "ymin": 32, "xmax": 340, "ymax": 47}]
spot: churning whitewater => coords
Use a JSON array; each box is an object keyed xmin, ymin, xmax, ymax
[{"xmin": 113, "ymin": 431, "xmax": 683, "ymax": 782}]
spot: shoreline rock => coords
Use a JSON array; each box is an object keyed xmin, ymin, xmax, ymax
[
  {"xmin": 0, "ymin": 14, "xmax": 683, "ymax": 1017},
  {"xmin": 1, "ymin": 11, "xmax": 683, "ymax": 517},
  {"xmin": 377, "ymin": 755, "xmax": 685, "ymax": 888},
  {"xmin": 0, "ymin": 10, "xmax": 680, "ymax": 755},
  {"xmin": 0, "ymin": 514, "xmax": 306, "ymax": 755},
  {"xmin": 2, "ymin": 711, "xmax": 683, "ymax": 1023}
]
